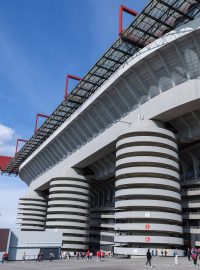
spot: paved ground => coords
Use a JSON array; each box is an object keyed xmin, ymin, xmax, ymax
[{"xmin": 0, "ymin": 257, "xmax": 197, "ymax": 270}]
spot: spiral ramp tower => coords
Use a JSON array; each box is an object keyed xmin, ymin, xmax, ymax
[
  {"xmin": 45, "ymin": 170, "xmax": 90, "ymax": 250},
  {"xmin": 114, "ymin": 121, "xmax": 183, "ymax": 256},
  {"xmin": 17, "ymin": 191, "xmax": 47, "ymax": 231}
]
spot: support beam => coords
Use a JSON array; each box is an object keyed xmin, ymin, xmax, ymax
[
  {"xmin": 119, "ymin": 5, "xmax": 138, "ymax": 36},
  {"xmin": 15, "ymin": 139, "xmax": 28, "ymax": 155},
  {"xmin": 35, "ymin": 113, "xmax": 49, "ymax": 133},
  {"xmin": 65, "ymin": 74, "xmax": 82, "ymax": 99}
]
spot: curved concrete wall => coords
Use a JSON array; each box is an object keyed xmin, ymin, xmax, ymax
[
  {"xmin": 19, "ymin": 17, "xmax": 200, "ymax": 185},
  {"xmin": 114, "ymin": 121, "xmax": 183, "ymax": 255},
  {"xmin": 46, "ymin": 173, "xmax": 90, "ymax": 250},
  {"xmin": 17, "ymin": 191, "xmax": 47, "ymax": 231}
]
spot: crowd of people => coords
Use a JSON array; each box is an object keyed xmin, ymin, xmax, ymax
[
  {"xmin": 36, "ymin": 251, "xmax": 54, "ymax": 262},
  {"xmin": 186, "ymin": 247, "xmax": 200, "ymax": 266},
  {"xmin": 3, "ymin": 247, "xmax": 200, "ymax": 266},
  {"xmin": 146, "ymin": 248, "xmax": 179, "ymax": 268},
  {"xmin": 60, "ymin": 250, "xmax": 108, "ymax": 262},
  {"xmin": 145, "ymin": 247, "xmax": 200, "ymax": 268}
]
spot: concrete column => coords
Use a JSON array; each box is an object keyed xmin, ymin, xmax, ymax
[
  {"xmin": 46, "ymin": 169, "xmax": 90, "ymax": 251},
  {"xmin": 114, "ymin": 120, "xmax": 184, "ymax": 256},
  {"xmin": 17, "ymin": 191, "xmax": 47, "ymax": 231}
]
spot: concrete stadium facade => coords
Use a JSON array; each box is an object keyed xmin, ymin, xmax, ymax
[{"xmin": 15, "ymin": 15, "xmax": 200, "ymax": 255}]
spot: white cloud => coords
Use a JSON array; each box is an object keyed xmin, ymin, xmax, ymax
[
  {"xmin": 0, "ymin": 181, "xmax": 27, "ymax": 229},
  {"xmin": 0, "ymin": 145, "xmax": 15, "ymax": 156},
  {"xmin": 0, "ymin": 123, "xmax": 16, "ymax": 156},
  {"xmin": 0, "ymin": 123, "xmax": 14, "ymax": 143}
]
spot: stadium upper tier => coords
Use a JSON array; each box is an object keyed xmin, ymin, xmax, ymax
[{"xmin": 2, "ymin": 0, "xmax": 200, "ymax": 175}]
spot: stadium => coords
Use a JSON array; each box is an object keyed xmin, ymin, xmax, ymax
[{"xmin": 2, "ymin": 0, "xmax": 200, "ymax": 256}]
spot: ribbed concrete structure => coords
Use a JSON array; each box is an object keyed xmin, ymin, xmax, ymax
[
  {"xmin": 89, "ymin": 181, "xmax": 115, "ymax": 250},
  {"xmin": 17, "ymin": 191, "xmax": 47, "ymax": 231},
  {"xmin": 46, "ymin": 170, "xmax": 90, "ymax": 250},
  {"xmin": 115, "ymin": 121, "xmax": 183, "ymax": 255},
  {"xmin": 10, "ymin": 6, "xmax": 200, "ymax": 253}
]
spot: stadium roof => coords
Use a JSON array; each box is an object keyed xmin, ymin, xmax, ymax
[{"xmin": 3, "ymin": 0, "xmax": 200, "ymax": 175}]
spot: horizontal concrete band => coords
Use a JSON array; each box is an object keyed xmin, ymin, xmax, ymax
[
  {"xmin": 46, "ymin": 221, "xmax": 87, "ymax": 227},
  {"xmin": 51, "ymin": 175, "xmax": 86, "ymax": 182},
  {"xmin": 48, "ymin": 193, "xmax": 89, "ymax": 201},
  {"xmin": 47, "ymin": 207, "xmax": 88, "ymax": 214},
  {"xmin": 46, "ymin": 228, "xmax": 89, "ymax": 235},
  {"xmin": 62, "ymin": 243, "xmax": 87, "ymax": 250},
  {"xmin": 117, "ymin": 127, "xmax": 176, "ymax": 141},
  {"xmin": 50, "ymin": 180, "xmax": 89, "ymax": 188},
  {"xmin": 90, "ymin": 223, "xmax": 114, "ymax": 228},
  {"xmin": 182, "ymin": 190, "xmax": 200, "ymax": 196},
  {"xmin": 115, "ymin": 223, "xmax": 183, "ymax": 233},
  {"xmin": 184, "ymin": 228, "xmax": 200, "ymax": 233},
  {"xmin": 48, "ymin": 200, "xmax": 89, "ymax": 208},
  {"xmin": 90, "ymin": 219, "xmax": 114, "ymax": 225},
  {"xmin": 115, "ymin": 188, "xmax": 181, "ymax": 200},
  {"xmin": 18, "ymin": 205, "xmax": 47, "ymax": 211},
  {"xmin": 16, "ymin": 219, "xmax": 45, "ymax": 225},
  {"xmin": 183, "ymin": 214, "xmax": 200, "ymax": 220},
  {"xmin": 115, "ymin": 199, "xmax": 181, "ymax": 211},
  {"xmin": 18, "ymin": 200, "xmax": 47, "ymax": 206},
  {"xmin": 182, "ymin": 202, "xmax": 200, "ymax": 208},
  {"xmin": 17, "ymin": 209, "xmax": 46, "ymax": 216},
  {"xmin": 116, "ymin": 167, "xmax": 179, "ymax": 180},
  {"xmin": 115, "ymin": 178, "xmax": 180, "ymax": 190},
  {"xmin": 49, "ymin": 186, "xmax": 89, "ymax": 195},
  {"xmin": 116, "ymin": 156, "xmax": 179, "ymax": 170},
  {"xmin": 20, "ymin": 194, "xmax": 46, "ymax": 201},
  {"xmin": 117, "ymin": 144, "xmax": 177, "ymax": 156},
  {"xmin": 90, "ymin": 229, "xmax": 114, "ymax": 235},
  {"xmin": 115, "ymin": 211, "xmax": 182, "ymax": 222},
  {"xmin": 114, "ymin": 247, "xmax": 184, "ymax": 256},
  {"xmin": 17, "ymin": 214, "xmax": 46, "ymax": 221},
  {"xmin": 115, "ymin": 235, "xmax": 183, "ymax": 245},
  {"xmin": 46, "ymin": 214, "xmax": 88, "ymax": 221},
  {"xmin": 90, "ymin": 239, "xmax": 114, "ymax": 245},
  {"xmin": 117, "ymin": 136, "xmax": 177, "ymax": 150},
  {"xmin": 62, "ymin": 235, "xmax": 88, "ymax": 242},
  {"xmin": 90, "ymin": 214, "xmax": 115, "ymax": 219},
  {"xmin": 19, "ymin": 225, "xmax": 44, "ymax": 230},
  {"xmin": 116, "ymin": 146, "xmax": 178, "ymax": 160}
]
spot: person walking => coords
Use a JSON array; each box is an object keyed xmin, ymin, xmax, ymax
[
  {"xmin": 187, "ymin": 248, "xmax": 191, "ymax": 261},
  {"xmin": 2, "ymin": 252, "xmax": 8, "ymax": 263},
  {"xmin": 86, "ymin": 250, "xmax": 90, "ymax": 261},
  {"xmin": 192, "ymin": 252, "xmax": 197, "ymax": 266},
  {"xmin": 66, "ymin": 252, "xmax": 70, "ymax": 260},
  {"xmin": 49, "ymin": 252, "xmax": 54, "ymax": 262},
  {"xmin": 0, "ymin": 253, "xmax": 3, "ymax": 264},
  {"xmin": 22, "ymin": 252, "xmax": 26, "ymax": 263},
  {"xmin": 146, "ymin": 249, "xmax": 152, "ymax": 268},
  {"xmin": 96, "ymin": 250, "xmax": 101, "ymax": 262},
  {"xmin": 90, "ymin": 252, "xmax": 93, "ymax": 260},
  {"xmin": 174, "ymin": 249, "xmax": 178, "ymax": 265},
  {"xmin": 101, "ymin": 250, "xmax": 105, "ymax": 260},
  {"xmin": 155, "ymin": 249, "xmax": 158, "ymax": 257}
]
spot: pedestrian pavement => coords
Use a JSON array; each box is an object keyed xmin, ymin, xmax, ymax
[{"xmin": 0, "ymin": 256, "xmax": 198, "ymax": 270}]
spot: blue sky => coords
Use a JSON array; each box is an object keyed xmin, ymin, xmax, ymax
[{"xmin": 0, "ymin": 0, "xmax": 147, "ymax": 228}]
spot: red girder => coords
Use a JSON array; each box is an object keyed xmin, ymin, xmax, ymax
[
  {"xmin": 35, "ymin": 113, "xmax": 49, "ymax": 133},
  {"xmin": 65, "ymin": 74, "xmax": 82, "ymax": 99},
  {"xmin": 119, "ymin": 5, "xmax": 138, "ymax": 36},
  {"xmin": 15, "ymin": 139, "xmax": 28, "ymax": 155}
]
